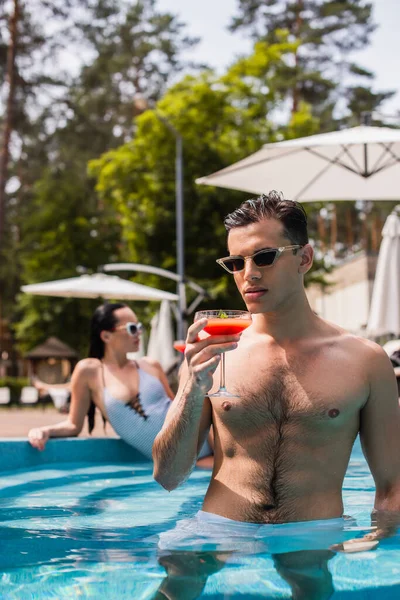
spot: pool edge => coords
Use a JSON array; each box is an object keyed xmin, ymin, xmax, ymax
[{"xmin": 0, "ymin": 438, "xmax": 149, "ymax": 472}]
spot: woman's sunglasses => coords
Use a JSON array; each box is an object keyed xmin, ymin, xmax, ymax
[
  {"xmin": 216, "ymin": 245, "xmax": 303, "ymax": 274},
  {"xmin": 113, "ymin": 322, "xmax": 143, "ymax": 336}
]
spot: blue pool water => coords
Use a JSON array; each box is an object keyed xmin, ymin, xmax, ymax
[{"xmin": 1, "ymin": 439, "xmax": 400, "ymax": 599}]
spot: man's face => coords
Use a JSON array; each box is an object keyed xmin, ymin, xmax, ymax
[{"xmin": 227, "ymin": 218, "xmax": 306, "ymax": 314}]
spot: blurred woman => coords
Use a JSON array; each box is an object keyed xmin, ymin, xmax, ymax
[{"xmin": 28, "ymin": 302, "xmax": 213, "ymax": 466}]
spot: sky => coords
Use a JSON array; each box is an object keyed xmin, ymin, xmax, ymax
[{"xmin": 157, "ymin": 0, "xmax": 400, "ymax": 119}]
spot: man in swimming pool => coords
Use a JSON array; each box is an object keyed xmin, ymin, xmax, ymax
[{"xmin": 152, "ymin": 191, "xmax": 400, "ymax": 598}]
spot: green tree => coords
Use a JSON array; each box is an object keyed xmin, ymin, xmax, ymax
[
  {"xmin": 89, "ymin": 40, "xmax": 328, "ymax": 313},
  {"xmin": 14, "ymin": 166, "xmax": 121, "ymax": 356},
  {"xmin": 229, "ymin": 0, "xmax": 385, "ymax": 125},
  {"xmin": 0, "ymin": 0, "xmax": 109, "ymax": 368},
  {"xmin": 0, "ymin": 0, "xmax": 113, "ymax": 247},
  {"xmin": 344, "ymin": 86, "xmax": 396, "ymax": 126},
  {"xmin": 13, "ymin": 0, "xmax": 201, "ymax": 354},
  {"xmin": 73, "ymin": 0, "xmax": 199, "ymax": 141}
]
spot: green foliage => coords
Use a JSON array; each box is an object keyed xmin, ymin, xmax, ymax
[
  {"xmin": 13, "ymin": 165, "xmax": 121, "ymax": 355},
  {"xmin": 9, "ymin": 0, "xmax": 201, "ymax": 355},
  {"xmin": 89, "ymin": 40, "xmax": 300, "ymax": 308},
  {"xmin": 89, "ymin": 36, "xmax": 339, "ymax": 308},
  {"xmin": 285, "ymin": 101, "xmax": 320, "ymax": 139},
  {"xmin": 228, "ymin": 0, "xmax": 391, "ymax": 126},
  {"xmin": 3, "ymin": 0, "xmax": 395, "ymax": 361},
  {"xmin": 68, "ymin": 0, "xmax": 200, "ymax": 141},
  {"xmin": 345, "ymin": 87, "xmax": 396, "ymax": 126}
]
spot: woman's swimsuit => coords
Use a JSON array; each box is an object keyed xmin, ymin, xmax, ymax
[{"xmin": 103, "ymin": 363, "xmax": 212, "ymax": 460}]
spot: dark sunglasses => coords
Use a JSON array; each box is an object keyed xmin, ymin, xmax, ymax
[
  {"xmin": 113, "ymin": 322, "xmax": 143, "ymax": 336},
  {"xmin": 216, "ymin": 245, "xmax": 303, "ymax": 274}
]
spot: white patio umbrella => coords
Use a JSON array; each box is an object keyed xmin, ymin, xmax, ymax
[
  {"xmin": 147, "ymin": 300, "xmax": 176, "ymax": 371},
  {"xmin": 21, "ymin": 273, "xmax": 179, "ymax": 302},
  {"xmin": 367, "ymin": 207, "xmax": 400, "ymax": 338},
  {"xmin": 196, "ymin": 125, "xmax": 400, "ymax": 201}
]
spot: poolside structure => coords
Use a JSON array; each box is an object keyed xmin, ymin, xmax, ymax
[
  {"xmin": 306, "ymin": 250, "xmax": 378, "ymax": 335},
  {"xmin": 24, "ymin": 336, "xmax": 78, "ymax": 384}
]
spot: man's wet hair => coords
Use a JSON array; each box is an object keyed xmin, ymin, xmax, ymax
[{"xmin": 224, "ymin": 191, "xmax": 309, "ymax": 246}]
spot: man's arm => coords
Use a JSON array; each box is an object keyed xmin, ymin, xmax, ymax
[
  {"xmin": 360, "ymin": 343, "xmax": 400, "ymax": 537},
  {"xmin": 331, "ymin": 344, "xmax": 400, "ymax": 554},
  {"xmin": 152, "ymin": 318, "xmax": 240, "ymax": 491}
]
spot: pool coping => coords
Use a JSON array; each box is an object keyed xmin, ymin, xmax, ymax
[{"xmin": 0, "ymin": 438, "xmax": 149, "ymax": 472}]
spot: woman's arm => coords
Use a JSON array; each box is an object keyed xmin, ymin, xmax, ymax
[
  {"xmin": 28, "ymin": 360, "xmax": 95, "ymax": 451},
  {"xmin": 33, "ymin": 377, "xmax": 71, "ymax": 393}
]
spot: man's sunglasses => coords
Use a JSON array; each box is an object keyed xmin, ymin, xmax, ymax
[
  {"xmin": 113, "ymin": 322, "xmax": 143, "ymax": 336},
  {"xmin": 216, "ymin": 245, "xmax": 303, "ymax": 274}
]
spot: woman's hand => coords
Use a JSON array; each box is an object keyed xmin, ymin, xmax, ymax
[
  {"xmin": 28, "ymin": 428, "xmax": 50, "ymax": 451},
  {"xmin": 184, "ymin": 318, "xmax": 240, "ymax": 394}
]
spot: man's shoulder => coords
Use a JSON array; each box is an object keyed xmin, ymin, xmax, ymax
[{"xmin": 320, "ymin": 320, "xmax": 388, "ymax": 365}]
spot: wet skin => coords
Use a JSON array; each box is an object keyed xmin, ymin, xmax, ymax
[
  {"xmin": 202, "ymin": 328, "xmax": 366, "ymax": 523},
  {"xmin": 152, "ymin": 217, "xmax": 400, "ymax": 600}
]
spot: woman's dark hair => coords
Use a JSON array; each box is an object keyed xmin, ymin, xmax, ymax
[
  {"xmin": 87, "ymin": 302, "xmax": 126, "ymax": 433},
  {"xmin": 224, "ymin": 190, "xmax": 308, "ymax": 246}
]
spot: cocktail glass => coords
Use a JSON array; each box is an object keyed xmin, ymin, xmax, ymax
[
  {"xmin": 173, "ymin": 340, "xmax": 186, "ymax": 354},
  {"xmin": 173, "ymin": 330, "xmax": 211, "ymax": 354},
  {"xmin": 194, "ymin": 309, "xmax": 252, "ymax": 397}
]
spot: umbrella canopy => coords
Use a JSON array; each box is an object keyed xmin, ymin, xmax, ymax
[
  {"xmin": 21, "ymin": 273, "xmax": 179, "ymax": 302},
  {"xmin": 147, "ymin": 300, "xmax": 176, "ymax": 371},
  {"xmin": 367, "ymin": 207, "xmax": 400, "ymax": 338},
  {"xmin": 196, "ymin": 125, "xmax": 400, "ymax": 201}
]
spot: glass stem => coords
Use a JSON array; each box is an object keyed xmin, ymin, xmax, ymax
[{"xmin": 219, "ymin": 352, "xmax": 226, "ymax": 391}]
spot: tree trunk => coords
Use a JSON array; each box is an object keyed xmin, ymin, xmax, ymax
[
  {"xmin": 371, "ymin": 214, "xmax": 382, "ymax": 253},
  {"xmin": 361, "ymin": 216, "xmax": 369, "ymax": 252},
  {"xmin": 317, "ymin": 213, "xmax": 326, "ymax": 249},
  {"xmin": 330, "ymin": 205, "xmax": 338, "ymax": 255},
  {"xmin": 0, "ymin": 0, "xmax": 19, "ymax": 375},
  {"xmin": 0, "ymin": 0, "xmax": 19, "ymax": 246},
  {"xmin": 292, "ymin": 0, "xmax": 303, "ymax": 115},
  {"xmin": 345, "ymin": 207, "xmax": 354, "ymax": 249}
]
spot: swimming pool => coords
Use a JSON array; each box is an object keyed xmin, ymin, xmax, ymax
[{"xmin": 0, "ymin": 437, "xmax": 399, "ymax": 599}]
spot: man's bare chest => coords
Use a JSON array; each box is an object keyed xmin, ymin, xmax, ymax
[{"xmin": 211, "ymin": 343, "xmax": 368, "ymax": 436}]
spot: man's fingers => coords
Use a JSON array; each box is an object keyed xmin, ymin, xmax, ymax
[
  {"xmin": 188, "ymin": 341, "xmax": 238, "ymax": 366},
  {"xmin": 330, "ymin": 539, "xmax": 379, "ymax": 553},
  {"xmin": 186, "ymin": 318, "xmax": 208, "ymax": 343},
  {"xmin": 192, "ymin": 353, "xmax": 221, "ymax": 374},
  {"xmin": 186, "ymin": 334, "xmax": 241, "ymax": 356}
]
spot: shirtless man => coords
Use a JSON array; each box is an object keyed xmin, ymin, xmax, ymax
[{"xmin": 152, "ymin": 191, "xmax": 400, "ymax": 598}]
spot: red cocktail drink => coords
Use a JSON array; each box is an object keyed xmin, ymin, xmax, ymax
[
  {"xmin": 194, "ymin": 309, "xmax": 252, "ymax": 398},
  {"xmin": 203, "ymin": 318, "xmax": 251, "ymax": 337},
  {"xmin": 173, "ymin": 341, "xmax": 186, "ymax": 353}
]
